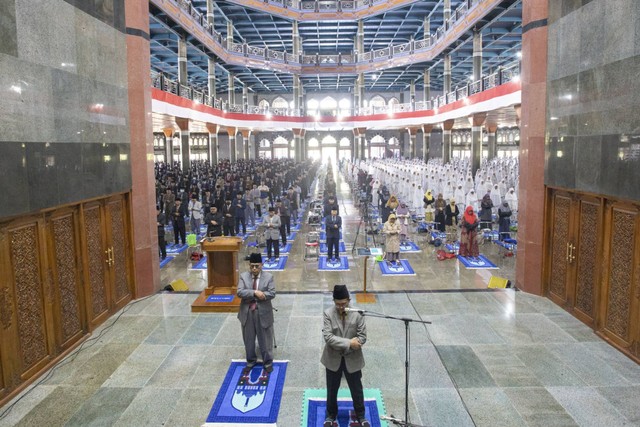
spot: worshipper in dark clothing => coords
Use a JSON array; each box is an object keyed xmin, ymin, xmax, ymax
[
  {"xmin": 444, "ymin": 199, "xmax": 460, "ymax": 236},
  {"xmin": 234, "ymin": 192, "xmax": 247, "ymax": 235},
  {"xmin": 204, "ymin": 205, "xmax": 223, "ymax": 237},
  {"xmin": 459, "ymin": 206, "xmax": 480, "ymax": 257},
  {"xmin": 434, "ymin": 193, "xmax": 447, "ymax": 232},
  {"xmin": 325, "ymin": 207, "xmax": 342, "ymax": 261},
  {"xmin": 323, "ymin": 195, "xmax": 339, "ymax": 218},
  {"xmin": 163, "ymin": 189, "xmax": 175, "ymax": 222},
  {"xmin": 498, "ymin": 201, "xmax": 512, "ymax": 241},
  {"xmin": 202, "ymin": 189, "xmax": 214, "ymax": 212},
  {"xmin": 171, "ymin": 199, "xmax": 187, "ymax": 245},
  {"xmin": 479, "ymin": 193, "xmax": 494, "ymax": 229},
  {"xmin": 222, "ymin": 198, "xmax": 236, "ymax": 236},
  {"xmin": 264, "ymin": 207, "xmax": 281, "ymax": 260},
  {"xmin": 157, "ymin": 206, "xmax": 166, "ymax": 259},
  {"xmin": 275, "ymin": 199, "xmax": 290, "ymax": 246}
]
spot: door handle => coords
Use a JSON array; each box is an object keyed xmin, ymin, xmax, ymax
[
  {"xmin": 566, "ymin": 242, "xmax": 570, "ymax": 263},
  {"xmin": 570, "ymin": 243, "xmax": 576, "ymax": 263}
]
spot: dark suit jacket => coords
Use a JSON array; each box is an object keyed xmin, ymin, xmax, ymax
[
  {"xmin": 237, "ymin": 271, "xmax": 276, "ymax": 328},
  {"xmin": 325, "ymin": 215, "xmax": 342, "ymax": 239}
]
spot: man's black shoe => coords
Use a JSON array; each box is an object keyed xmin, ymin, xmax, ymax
[
  {"xmin": 357, "ymin": 418, "xmax": 371, "ymax": 427},
  {"xmin": 323, "ymin": 418, "xmax": 335, "ymax": 427},
  {"xmin": 264, "ymin": 364, "xmax": 273, "ymax": 373},
  {"xmin": 242, "ymin": 365, "xmax": 254, "ymax": 375}
]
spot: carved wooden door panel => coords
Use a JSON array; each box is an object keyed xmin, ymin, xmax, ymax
[
  {"xmin": 105, "ymin": 196, "xmax": 133, "ymax": 311},
  {"xmin": 547, "ymin": 191, "xmax": 573, "ymax": 306},
  {"xmin": 0, "ymin": 219, "xmax": 54, "ymax": 382},
  {"xmin": 599, "ymin": 202, "xmax": 640, "ymax": 360},
  {"xmin": 81, "ymin": 203, "xmax": 111, "ymax": 329},
  {"xmin": 46, "ymin": 209, "xmax": 86, "ymax": 352}
]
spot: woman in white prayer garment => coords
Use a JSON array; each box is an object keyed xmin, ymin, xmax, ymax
[
  {"xmin": 490, "ymin": 184, "xmax": 502, "ymax": 215},
  {"xmin": 466, "ymin": 189, "xmax": 479, "ymax": 212},
  {"xmin": 505, "ymin": 187, "xmax": 518, "ymax": 220}
]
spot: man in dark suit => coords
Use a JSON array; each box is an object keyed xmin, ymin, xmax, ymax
[
  {"xmin": 156, "ymin": 206, "xmax": 166, "ymax": 259},
  {"xmin": 321, "ymin": 285, "xmax": 369, "ymax": 427},
  {"xmin": 237, "ymin": 253, "xmax": 276, "ymax": 374},
  {"xmin": 170, "ymin": 199, "xmax": 187, "ymax": 245},
  {"xmin": 325, "ymin": 207, "xmax": 342, "ymax": 261},
  {"xmin": 203, "ymin": 205, "xmax": 223, "ymax": 237}
]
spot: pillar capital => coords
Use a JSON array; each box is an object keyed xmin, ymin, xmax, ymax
[
  {"xmin": 406, "ymin": 126, "xmax": 420, "ymax": 136},
  {"xmin": 469, "ymin": 113, "xmax": 487, "ymax": 128},
  {"xmin": 352, "ymin": 127, "xmax": 367, "ymax": 136},
  {"xmin": 205, "ymin": 123, "xmax": 219, "ymax": 134},
  {"xmin": 226, "ymin": 127, "xmax": 238, "ymax": 137},
  {"xmin": 422, "ymin": 124, "xmax": 433, "ymax": 134},
  {"xmin": 442, "ymin": 119, "xmax": 455, "ymax": 132},
  {"xmin": 485, "ymin": 123, "xmax": 498, "ymax": 134},
  {"xmin": 162, "ymin": 128, "xmax": 175, "ymax": 138},
  {"xmin": 292, "ymin": 128, "xmax": 306, "ymax": 137},
  {"xmin": 175, "ymin": 118, "xmax": 190, "ymax": 132},
  {"xmin": 514, "ymin": 104, "xmax": 522, "ymax": 121},
  {"xmin": 240, "ymin": 129, "xmax": 251, "ymax": 139}
]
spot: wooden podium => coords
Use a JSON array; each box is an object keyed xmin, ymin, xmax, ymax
[{"xmin": 191, "ymin": 236, "xmax": 243, "ymax": 312}]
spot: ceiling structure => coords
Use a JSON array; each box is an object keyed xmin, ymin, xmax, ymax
[{"xmin": 149, "ymin": 0, "xmax": 522, "ymax": 95}]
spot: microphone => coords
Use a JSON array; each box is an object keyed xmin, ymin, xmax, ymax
[{"xmin": 344, "ymin": 307, "xmax": 365, "ymax": 314}]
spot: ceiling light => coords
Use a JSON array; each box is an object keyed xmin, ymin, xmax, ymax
[{"xmin": 516, "ymin": 51, "xmax": 522, "ymax": 58}]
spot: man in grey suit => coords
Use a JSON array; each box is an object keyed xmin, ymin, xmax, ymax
[
  {"xmin": 263, "ymin": 207, "xmax": 281, "ymax": 260},
  {"xmin": 321, "ymin": 285, "xmax": 370, "ymax": 427},
  {"xmin": 237, "ymin": 252, "xmax": 276, "ymax": 374}
]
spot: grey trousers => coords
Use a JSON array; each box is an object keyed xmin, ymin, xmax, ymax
[{"xmin": 242, "ymin": 309, "xmax": 274, "ymax": 367}]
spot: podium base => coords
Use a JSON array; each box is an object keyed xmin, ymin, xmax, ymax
[
  {"xmin": 191, "ymin": 287, "xmax": 241, "ymax": 312},
  {"xmin": 355, "ymin": 292, "xmax": 377, "ymax": 304}
]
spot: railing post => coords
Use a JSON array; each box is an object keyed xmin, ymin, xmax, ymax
[{"xmin": 497, "ymin": 67, "xmax": 503, "ymax": 86}]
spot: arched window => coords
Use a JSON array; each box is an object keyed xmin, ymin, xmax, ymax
[
  {"xmin": 370, "ymin": 135, "xmax": 385, "ymax": 144},
  {"xmin": 338, "ymin": 98, "xmax": 351, "ymax": 116},
  {"xmin": 320, "ymin": 96, "xmax": 337, "ymax": 116},
  {"xmin": 273, "ymin": 136, "xmax": 289, "ymax": 145},
  {"xmin": 388, "ymin": 137, "xmax": 399, "ymax": 146},
  {"xmin": 388, "ymin": 97, "xmax": 399, "ymax": 107},
  {"xmin": 307, "ymin": 99, "xmax": 319, "ymax": 116},
  {"xmin": 272, "ymin": 97, "xmax": 289, "ymax": 109},
  {"xmin": 258, "ymin": 99, "xmax": 270, "ymax": 109},
  {"xmin": 369, "ymin": 95, "xmax": 386, "ymax": 108},
  {"xmin": 259, "ymin": 139, "xmax": 271, "ymax": 148},
  {"xmin": 322, "ymin": 135, "xmax": 337, "ymax": 145},
  {"xmin": 339, "ymin": 137, "xmax": 351, "ymax": 147},
  {"xmin": 308, "ymin": 137, "xmax": 319, "ymax": 147}
]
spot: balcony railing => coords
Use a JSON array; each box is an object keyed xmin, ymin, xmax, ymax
[
  {"xmin": 150, "ymin": 62, "xmax": 520, "ymax": 118},
  {"xmin": 153, "ymin": 0, "xmax": 493, "ymax": 73}
]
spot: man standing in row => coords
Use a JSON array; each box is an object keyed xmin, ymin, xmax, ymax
[
  {"xmin": 237, "ymin": 253, "xmax": 276, "ymax": 374},
  {"xmin": 171, "ymin": 199, "xmax": 187, "ymax": 245},
  {"xmin": 204, "ymin": 205, "xmax": 223, "ymax": 237},
  {"xmin": 264, "ymin": 207, "xmax": 281, "ymax": 260},
  {"xmin": 325, "ymin": 207, "xmax": 342, "ymax": 261}
]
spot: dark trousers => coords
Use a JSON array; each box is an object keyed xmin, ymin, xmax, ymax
[
  {"xmin": 266, "ymin": 238, "xmax": 280, "ymax": 259},
  {"xmin": 158, "ymin": 235, "xmax": 166, "ymax": 259},
  {"xmin": 223, "ymin": 222, "xmax": 235, "ymax": 236},
  {"xmin": 279, "ymin": 224, "xmax": 288, "ymax": 246},
  {"xmin": 326, "ymin": 237, "xmax": 340, "ymax": 260},
  {"xmin": 174, "ymin": 222, "xmax": 186, "ymax": 245},
  {"xmin": 282, "ymin": 215, "xmax": 291, "ymax": 235},
  {"xmin": 326, "ymin": 358, "xmax": 365, "ymax": 420},
  {"xmin": 235, "ymin": 217, "xmax": 246, "ymax": 234},
  {"xmin": 255, "ymin": 203, "xmax": 262, "ymax": 217}
]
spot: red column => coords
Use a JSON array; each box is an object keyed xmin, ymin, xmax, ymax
[
  {"xmin": 125, "ymin": 0, "xmax": 159, "ymax": 296},
  {"xmin": 516, "ymin": 0, "xmax": 548, "ymax": 295}
]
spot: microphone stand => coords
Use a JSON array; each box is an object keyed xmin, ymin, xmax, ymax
[{"xmin": 351, "ymin": 308, "xmax": 430, "ymax": 427}]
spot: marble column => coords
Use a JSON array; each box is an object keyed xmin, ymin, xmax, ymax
[
  {"xmin": 293, "ymin": 128, "xmax": 305, "ymax": 163},
  {"xmin": 409, "ymin": 80, "xmax": 416, "ymax": 110},
  {"xmin": 516, "ymin": 0, "xmax": 547, "ymax": 295},
  {"xmin": 473, "ymin": 30, "xmax": 482, "ymax": 82},
  {"xmin": 162, "ymin": 128, "xmax": 174, "ymax": 164},
  {"xmin": 352, "ymin": 129, "xmax": 360, "ymax": 159},
  {"xmin": 486, "ymin": 124, "xmax": 498, "ymax": 160},
  {"xmin": 407, "ymin": 127, "xmax": 419, "ymax": 158},
  {"xmin": 178, "ymin": 36, "xmax": 188, "ymax": 86},
  {"xmin": 228, "ymin": 72, "xmax": 234, "ymax": 105},
  {"xmin": 208, "ymin": 57, "xmax": 216, "ymax": 99},
  {"xmin": 206, "ymin": 0, "xmax": 214, "ymax": 25},
  {"xmin": 292, "ymin": 21, "xmax": 300, "ymax": 58},
  {"xmin": 442, "ymin": 119, "xmax": 455, "ymax": 163},
  {"xmin": 241, "ymin": 129, "xmax": 251, "ymax": 159},
  {"xmin": 470, "ymin": 113, "xmax": 486, "ymax": 176},
  {"xmin": 176, "ymin": 118, "xmax": 190, "ymax": 170},
  {"xmin": 227, "ymin": 20, "xmax": 234, "ymax": 50},
  {"xmin": 293, "ymin": 75, "xmax": 300, "ymax": 115},
  {"xmin": 227, "ymin": 127, "xmax": 237, "ymax": 163},
  {"xmin": 422, "ymin": 124, "xmax": 432, "ymax": 161},
  {"xmin": 443, "ymin": 0, "xmax": 451, "ymax": 29},
  {"xmin": 206, "ymin": 123, "xmax": 219, "ymax": 164},
  {"xmin": 423, "ymin": 16, "xmax": 430, "ymax": 42},
  {"xmin": 125, "ymin": 0, "xmax": 160, "ymax": 295},
  {"xmin": 242, "ymin": 85, "xmax": 248, "ymax": 112},
  {"xmin": 423, "ymin": 68, "xmax": 431, "ymax": 103},
  {"xmin": 357, "ymin": 128, "xmax": 367, "ymax": 160},
  {"xmin": 444, "ymin": 54, "xmax": 452, "ymax": 94}
]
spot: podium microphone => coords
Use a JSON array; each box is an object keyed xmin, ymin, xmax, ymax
[{"xmin": 344, "ymin": 307, "xmax": 365, "ymax": 314}]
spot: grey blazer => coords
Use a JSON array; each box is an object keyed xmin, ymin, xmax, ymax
[
  {"xmin": 263, "ymin": 214, "xmax": 281, "ymax": 241},
  {"xmin": 321, "ymin": 306, "xmax": 367, "ymax": 373},
  {"xmin": 237, "ymin": 271, "xmax": 276, "ymax": 328}
]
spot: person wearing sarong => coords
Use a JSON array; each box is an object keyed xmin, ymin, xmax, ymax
[{"xmin": 459, "ymin": 206, "xmax": 480, "ymax": 257}]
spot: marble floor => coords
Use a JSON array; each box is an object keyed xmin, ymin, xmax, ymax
[{"xmin": 1, "ymin": 169, "xmax": 639, "ymax": 427}]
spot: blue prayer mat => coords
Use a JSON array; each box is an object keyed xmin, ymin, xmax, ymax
[
  {"xmin": 319, "ymin": 242, "xmax": 346, "ymax": 254},
  {"xmin": 262, "ymin": 256, "xmax": 288, "ymax": 271},
  {"xmin": 262, "ymin": 243, "xmax": 292, "ymax": 255},
  {"xmin": 206, "ymin": 295, "xmax": 235, "ymax": 303},
  {"xmin": 378, "ymin": 259, "xmax": 416, "ymax": 276},
  {"xmin": 457, "ymin": 254, "xmax": 499, "ymax": 269},
  {"xmin": 159, "ymin": 257, "xmax": 174, "ymax": 268},
  {"xmin": 318, "ymin": 256, "xmax": 350, "ymax": 271},
  {"xmin": 399, "ymin": 241, "xmax": 421, "ymax": 253},
  {"xmin": 204, "ymin": 360, "xmax": 288, "ymax": 426},
  {"xmin": 166, "ymin": 243, "xmax": 188, "ymax": 254},
  {"xmin": 445, "ymin": 242, "xmax": 460, "ymax": 253},
  {"xmin": 191, "ymin": 256, "xmax": 208, "ymax": 270},
  {"xmin": 302, "ymin": 389, "xmax": 387, "ymax": 427}
]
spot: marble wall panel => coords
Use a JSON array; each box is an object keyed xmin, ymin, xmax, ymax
[
  {"xmin": 603, "ymin": 0, "xmax": 636, "ymax": 65},
  {"xmin": 0, "ymin": 142, "xmax": 29, "ymax": 217},
  {"xmin": 0, "ymin": 0, "xmax": 18, "ymax": 57},
  {"xmin": 578, "ymin": 0, "xmax": 604, "ymax": 72},
  {"xmin": 63, "ymin": 0, "xmax": 125, "ymax": 33}
]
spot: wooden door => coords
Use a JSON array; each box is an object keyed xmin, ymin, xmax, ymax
[
  {"xmin": 46, "ymin": 208, "xmax": 87, "ymax": 352},
  {"xmin": 598, "ymin": 201, "xmax": 640, "ymax": 360},
  {"xmin": 105, "ymin": 196, "xmax": 134, "ymax": 311},
  {"xmin": 0, "ymin": 218, "xmax": 54, "ymax": 382},
  {"xmin": 545, "ymin": 191, "xmax": 602, "ymax": 327}
]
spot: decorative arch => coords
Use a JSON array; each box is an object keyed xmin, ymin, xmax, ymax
[
  {"xmin": 259, "ymin": 138, "xmax": 271, "ymax": 148},
  {"xmin": 388, "ymin": 137, "xmax": 399, "ymax": 146},
  {"xmin": 273, "ymin": 136, "xmax": 289, "ymax": 145},
  {"xmin": 388, "ymin": 97, "xmax": 399, "ymax": 106},
  {"xmin": 322, "ymin": 135, "xmax": 337, "ymax": 145},
  {"xmin": 258, "ymin": 99, "xmax": 270, "ymax": 109},
  {"xmin": 370, "ymin": 134, "xmax": 385, "ymax": 144},
  {"xmin": 320, "ymin": 96, "xmax": 337, "ymax": 110},
  {"xmin": 272, "ymin": 97, "xmax": 289, "ymax": 109},
  {"xmin": 339, "ymin": 137, "xmax": 351, "ymax": 147},
  {"xmin": 308, "ymin": 137, "xmax": 319, "ymax": 147},
  {"xmin": 369, "ymin": 95, "xmax": 386, "ymax": 108}
]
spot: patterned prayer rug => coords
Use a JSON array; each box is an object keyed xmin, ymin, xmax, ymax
[
  {"xmin": 204, "ymin": 360, "xmax": 288, "ymax": 426},
  {"xmin": 318, "ymin": 256, "xmax": 350, "ymax": 271},
  {"xmin": 457, "ymin": 254, "xmax": 499, "ymax": 269},
  {"xmin": 378, "ymin": 259, "xmax": 416, "ymax": 276},
  {"xmin": 445, "ymin": 242, "xmax": 460, "ymax": 254},
  {"xmin": 262, "ymin": 256, "xmax": 288, "ymax": 271},
  {"xmin": 398, "ymin": 241, "xmax": 421, "ymax": 253},
  {"xmin": 262, "ymin": 243, "xmax": 293, "ymax": 255},
  {"xmin": 301, "ymin": 388, "xmax": 387, "ymax": 427}
]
